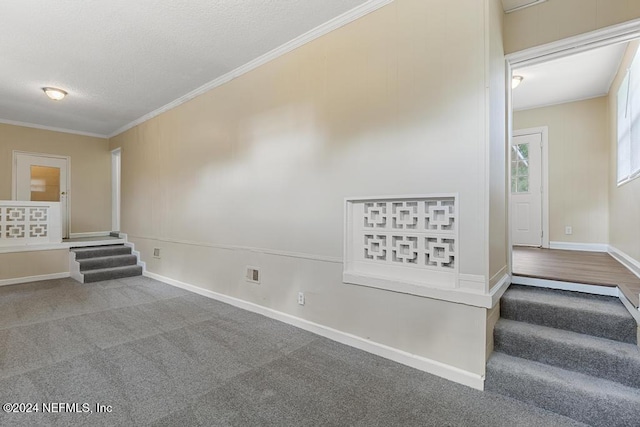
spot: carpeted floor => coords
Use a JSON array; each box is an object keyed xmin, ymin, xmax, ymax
[{"xmin": 0, "ymin": 276, "xmax": 584, "ymax": 426}]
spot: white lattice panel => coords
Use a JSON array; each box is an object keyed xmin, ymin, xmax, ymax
[
  {"xmin": 345, "ymin": 195, "xmax": 458, "ymax": 289},
  {"xmin": 0, "ymin": 201, "xmax": 61, "ymax": 247}
]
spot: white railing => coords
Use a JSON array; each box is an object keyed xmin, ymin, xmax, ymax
[{"xmin": 0, "ymin": 201, "xmax": 62, "ymax": 247}]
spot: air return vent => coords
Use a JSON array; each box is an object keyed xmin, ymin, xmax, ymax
[{"xmin": 246, "ymin": 266, "xmax": 260, "ymax": 284}]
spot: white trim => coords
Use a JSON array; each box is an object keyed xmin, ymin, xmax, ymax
[
  {"xmin": 608, "ymin": 245, "xmax": 640, "ymax": 281},
  {"xmin": 503, "ymin": 0, "xmax": 547, "ymax": 14},
  {"xmin": 143, "ymin": 270, "xmax": 484, "ymax": 390},
  {"xmin": 619, "ymin": 291, "xmax": 640, "ymax": 324},
  {"xmin": 0, "ymin": 118, "xmax": 108, "ymax": 139},
  {"xmin": 0, "ymin": 272, "xmax": 69, "ymax": 287},
  {"xmin": 549, "ymin": 242, "xmax": 609, "ymax": 252},
  {"xmin": 506, "ymin": 18, "xmax": 640, "ymax": 68},
  {"xmin": 128, "ymin": 234, "xmax": 342, "ymax": 264},
  {"xmin": 512, "ymin": 275, "xmax": 619, "ymax": 297},
  {"xmin": 107, "ymin": 0, "xmax": 394, "ymax": 138},
  {"xmin": 120, "ymin": 233, "xmax": 147, "ymax": 271},
  {"xmin": 69, "ymin": 231, "xmax": 111, "ymax": 238},
  {"xmin": 512, "ymin": 127, "xmax": 549, "ymax": 248},
  {"xmin": 490, "ymin": 274, "xmax": 511, "ymax": 307},
  {"xmin": 344, "ymin": 272, "xmax": 495, "ymax": 308}
]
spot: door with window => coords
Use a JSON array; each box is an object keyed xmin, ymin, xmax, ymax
[
  {"xmin": 14, "ymin": 152, "xmax": 69, "ymax": 238},
  {"xmin": 511, "ymin": 132, "xmax": 542, "ymax": 246}
]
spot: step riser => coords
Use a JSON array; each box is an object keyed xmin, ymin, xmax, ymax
[
  {"xmin": 79, "ymin": 255, "xmax": 138, "ymax": 271},
  {"xmin": 83, "ymin": 266, "xmax": 143, "ymax": 283},
  {"xmin": 495, "ymin": 325, "xmax": 640, "ymax": 388},
  {"xmin": 501, "ymin": 299, "xmax": 637, "ymax": 344},
  {"xmin": 486, "ymin": 362, "xmax": 640, "ymax": 427},
  {"xmin": 73, "ymin": 246, "xmax": 132, "ymax": 259}
]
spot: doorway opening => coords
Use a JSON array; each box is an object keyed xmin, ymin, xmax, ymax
[
  {"xmin": 506, "ymin": 20, "xmax": 640, "ymax": 293},
  {"xmin": 12, "ymin": 151, "xmax": 70, "ymax": 239}
]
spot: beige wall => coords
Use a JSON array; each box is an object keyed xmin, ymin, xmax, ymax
[
  {"xmin": 0, "ymin": 123, "xmax": 111, "ymax": 233},
  {"xmin": 0, "ymin": 250, "xmax": 68, "ymax": 282},
  {"xmin": 609, "ymin": 42, "xmax": 640, "ymax": 262},
  {"xmin": 504, "ymin": 0, "xmax": 640, "ymax": 54},
  {"xmin": 111, "ymin": 0, "xmax": 505, "ymax": 377},
  {"xmin": 514, "ymin": 97, "xmax": 609, "ymax": 244},
  {"xmin": 488, "ymin": 0, "xmax": 508, "ymax": 286}
]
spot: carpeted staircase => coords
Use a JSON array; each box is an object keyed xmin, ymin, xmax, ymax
[
  {"xmin": 486, "ymin": 285, "xmax": 640, "ymax": 426},
  {"xmin": 70, "ymin": 244, "xmax": 142, "ymax": 283}
]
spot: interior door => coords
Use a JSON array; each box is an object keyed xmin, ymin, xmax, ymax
[
  {"xmin": 14, "ymin": 153, "xmax": 69, "ymax": 238},
  {"xmin": 511, "ymin": 132, "xmax": 542, "ymax": 247}
]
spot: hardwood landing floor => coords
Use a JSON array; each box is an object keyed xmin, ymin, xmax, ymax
[{"xmin": 512, "ymin": 247, "xmax": 640, "ymax": 308}]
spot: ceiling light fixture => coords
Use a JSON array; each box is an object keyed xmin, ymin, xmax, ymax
[
  {"xmin": 512, "ymin": 75, "xmax": 524, "ymax": 89},
  {"xmin": 42, "ymin": 87, "xmax": 68, "ymax": 101}
]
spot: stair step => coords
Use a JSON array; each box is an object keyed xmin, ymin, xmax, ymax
[
  {"xmin": 486, "ymin": 353, "xmax": 640, "ymax": 427},
  {"xmin": 82, "ymin": 265, "xmax": 142, "ymax": 283},
  {"xmin": 78, "ymin": 254, "xmax": 138, "ymax": 271},
  {"xmin": 501, "ymin": 285, "xmax": 637, "ymax": 344},
  {"xmin": 495, "ymin": 318, "xmax": 640, "ymax": 388},
  {"xmin": 72, "ymin": 245, "xmax": 132, "ymax": 259}
]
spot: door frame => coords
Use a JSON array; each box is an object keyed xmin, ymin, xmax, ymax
[
  {"xmin": 505, "ymin": 18, "xmax": 640, "ymax": 273},
  {"xmin": 512, "ymin": 126, "xmax": 549, "ymax": 249},
  {"xmin": 111, "ymin": 147, "xmax": 121, "ymax": 232},
  {"xmin": 12, "ymin": 150, "xmax": 71, "ymax": 238}
]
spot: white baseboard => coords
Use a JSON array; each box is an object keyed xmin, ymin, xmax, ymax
[
  {"xmin": 549, "ymin": 242, "xmax": 608, "ymax": 252},
  {"xmin": 619, "ymin": 291, "xmax": 640, "ymax": 324},
  {"xmin": 144, "ymin": 270, "xmax": 484, "ymax": 390},
  {"xmin": 69, "ymin": 231, "xmax": 111, "ymax": 238},
  {"xmin": 511, "ymin": 275, "xmax": 619, "ymax": 297},
  {"xmin": 0, "ymin": 272, "xmax": 70, "ymax": 287},
  {"xmin": 608, "ymin": 245, "xmax": 640, "ymax": 281}
]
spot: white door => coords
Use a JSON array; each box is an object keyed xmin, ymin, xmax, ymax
[
  {"xmin": 14, "ymin": 153, "xmax": 69, "ymax": 238},
  {"xmin": 511, "ymin": 132, "xmax": 542, "ymax": 246}
]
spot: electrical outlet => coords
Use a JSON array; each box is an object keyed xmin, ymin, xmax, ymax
[
  {"xmin": 565, "ymin": 226, "xmax": 573, "ymax": 235},
  {"xmin": 297, "ymin": 292, "xmax": 305, "ymax": 306},
  {"xmin": 153, "ymin": 248, "xmax": 161, "ymax": 258},
  {"xmin": 246, "ymin": 266, "xmax": 260, "ymax": 284}
]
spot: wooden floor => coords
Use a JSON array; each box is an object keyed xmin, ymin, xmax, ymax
[{"xmin": 512, "ymin": 247, "xmax": 640, "ymax": 308}]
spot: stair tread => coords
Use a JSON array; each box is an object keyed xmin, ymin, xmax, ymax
[
  {"xmin": 496, "ymin": 318, "xmax": 640, "ymax": 357},
  {"xmin": 488, "ymin": 352, "xmax": 640, "ymax": 400},
  {"xmin": 71, "ymin": 244, "xmax": 127, "ymax": 252},
  {"xmin": 83, "ymin": 265, "xmax": 141, "ymax": 274},
  {"xmin": 78, "ymin": 254, "xmax": 136, "ymax": 263},
  {"xmin": 503, "ymin": 286, "xmax": 631, "ymax": 318}
]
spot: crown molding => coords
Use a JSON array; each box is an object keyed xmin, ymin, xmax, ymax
[
  {"xmin": 0, "ymin": 118, "xmax": 108, "ymax": 139},
  {"xmin": 107, "ymin": 0, "xmax": 394, "ymax": 138}
]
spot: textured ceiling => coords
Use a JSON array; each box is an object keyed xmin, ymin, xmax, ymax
[
  {"xmin": 513, "ymin": 42, "xmax": 627, "ymax": 111},
  {"xmin": 0, "ymin": 0, "xmax": 369, "ymax": 137}
]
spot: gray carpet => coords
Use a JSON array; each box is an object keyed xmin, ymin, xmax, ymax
[
  {"xmin": 0, "ymin": 277, "xmax": 583, "ymax": 427},
  {"xmin": 487, "ymin": 285, "xmax": 640, "ymax": 426}
]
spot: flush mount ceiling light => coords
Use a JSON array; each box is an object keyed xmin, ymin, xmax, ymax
[
  {"xmin": 42, "ymin": 87, "xmax": 68, "ymax": 101},
  {"xmin": 512, "ymin": 75, "xmax": 524, "ymax": 89}
]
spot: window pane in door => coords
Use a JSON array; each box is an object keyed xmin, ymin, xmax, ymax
[
  {"xmin": 511, "ymin": 142, "xmax": 530, "ymax": 193},
  {"xmin": 30, "ymin": 166, "xmax": 60, "ymax": 202}
]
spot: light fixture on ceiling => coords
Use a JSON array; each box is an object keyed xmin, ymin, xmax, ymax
[
  {"xmin": 42, "ymin": 87, "xmax": 68, "ymax": 101},
  {"xmin": 512, "ymin": 75, "xmax": 524, "ymax": 89}
]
